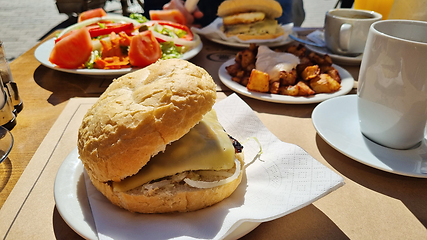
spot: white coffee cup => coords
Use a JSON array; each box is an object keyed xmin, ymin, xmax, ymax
[
  {"xmin": 324, "ymin": 9, "xmax": 382, "ymax": 56},
  {"xmin": 357, "ymin": 20, "xmax": 427, "ymax": 150}
]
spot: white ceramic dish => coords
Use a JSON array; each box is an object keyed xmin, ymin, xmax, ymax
[
  {"xmin": 193, "ymin": 18, "xmax": 294, "ymax": 48},
  {"xmin": 54, "ymin": 149, "xmax": 260, "ymax": 240},
  {"xmin": 207, "ymin": 33, "xmax": 294, "ymax": 48},
  {"xmin": 34, "ymin": 35, "xmax": 203, "ymax": 76},
  {"xmin": 305, "ymin": 45, "xmax": 362, "ymax": 66},
  {"xmin": 218, "ymin": 59, "xmax": 355, "ymax": 104},
  {"xmin": 312, "ymin": 94, "xmax": 427, "ymax": 178}
]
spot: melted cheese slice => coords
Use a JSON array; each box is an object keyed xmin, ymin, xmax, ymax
[
  {"xmin": 256, "ymin": 45, "xmax": 300, "ymax": 82},
  {"xmin": 223, "ymin": 19, "xmax": 279, "ymax": 36},
  {"xmin": 113, "ymin": 110, "xmax": 235, "ymax": 192}
]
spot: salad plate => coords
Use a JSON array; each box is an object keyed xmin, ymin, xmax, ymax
[
  {"xmin": 218, "ymin": 59, "xmax": 354, "ymax": 104},
  {"xmin": 312, "ymin": 95, "xmax": 427, "ymax": 178},
  {"xmin": 35, "ymin": 36, "xmax": 203, "ymax": 76},
  {"xmin": 35, "ymin": 15, "xmax": 203, "ymax": 75}
]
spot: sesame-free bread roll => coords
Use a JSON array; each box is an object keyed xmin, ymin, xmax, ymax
[
  {"xmin": 78, "ymin": 59, "xmax": 217, "ymax": 183},
  {"xmin": 222, "ymin": 12, "xmax": 266, "ymax": 26},
  {"xmin": 217, "ymin": 0, "xmax": 284, "ymax": 41},
  {"xmin": 78, "ymin": 59, "xmax": 245, "ymax": 213},
  {"xmin": 217, "ymin": 0, "xmax": 283, "ymax": 19},
  {"xmin": 88, "ymin": 153, "xmax": 244, "ymax": 213}
]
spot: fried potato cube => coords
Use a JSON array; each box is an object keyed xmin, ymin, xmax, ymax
[
  {"xmin": 301, "ymin": 65, "xmax": 320, "ymax": 80},
  {"xmin": 296, "ymin": 57, "xmax": 313, "ymax": 75},
  {"xmin": 279, "ymin": 84, "xmax": 299, "ymax": 96},
  {"xmin": 308, "ymin": 52, "xmax": 333, "ymax": 66},
  {"xmin": 240, "ymin": 49, "xmax": 256, "ymax": 69},
  {"xmin": 248, "ymin": 43, "xmax": 258, "ymax": 52},
  {"xmin": 247, "ymin": 69, "xmax": 270, "ymax": 93},
  {"xmin": 319, "ymin": 65, "xmax": 341, "ymax": 82},
  {"xmin": 225, "ymin": 63, "xmax": 241, "ymax": 77},
  {"xmin": 286, "ymin": 45, "xmax": 298, "ymax": 53},
  {"xmin": 296, "ymin": 81, "xmax": 316, "ymax": 96},
  {"xmin": 323, "ymin": 55, "xmax": 333, "ymax": 66},
  {"xmin": 235, "ymin": 52, "xmax": 243, "ymax": 64},
  {"xmin": 280, "ymin": 68, "xmax": 297, "ymax": 86},
  {"xmin": 270, "ymin": 81, "xmax": 280, "ymax": 94},
  {"xmin": 310, "ymin": 74, "xmax": 341, "ymax": 93},
  {"xmin": 319, "ymin": 65, "xmax": 334, "ymax": 73},
  {"xmin": 286, "ymin": 44, "xmax": 306, "ymax": 58},
  {"xmin": 327, "ymin": 68, "xmax": 341, "ymax": 83},
  {"xmin": 232, "ymin": 77, "xmax": 242, "ymax": 83},
  {"xmin": 279, "ymin": 81, "xmax": 315, "ymax": 96},
  {"xmin": 241, "ymin": 76, "xmax": 250, "ymax": 86}
]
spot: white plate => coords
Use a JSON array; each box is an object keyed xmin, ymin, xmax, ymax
[
  {"xmin": 193, "ymin": 18, "xmax": 294, "ymax": 48},
  {"xmin": 312, "ymin": 95, "xmax": 427, "ymax": 178},
  {"xmin": 218, "ymin": 59, "xmax": 355, "ymax": 104},
  {"xmin": 208, "ymin": 33, "xmax": 294, "ymax": 48},
  {"xmin": 54, "ymin": 149, "xmax": 260, "ymax": 240},
  {"xmin": 34, "ymin": 35, "xmax": 203, "ymax": 76},
  {"xmin": 305, "ymin": 45, "xmax": 363, "ymax": 66}
]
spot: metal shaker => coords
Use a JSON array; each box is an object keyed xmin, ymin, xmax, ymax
[{"xmin": 0, "ymin": 41, "xmax": 23, "ymax": 114}]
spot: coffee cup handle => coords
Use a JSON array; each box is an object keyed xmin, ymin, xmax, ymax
[{"xmin": 339, "ymin": 23, "xmax": 352, "ymax": 51}]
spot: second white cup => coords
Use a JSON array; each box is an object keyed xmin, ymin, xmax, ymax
[
  {"xmin": 324, "ymin": 9, "xmax": 382, "ymax": 56},
  {"xmin": 357, "ymin": 20, "xmax": 427, "ymax": 149}
]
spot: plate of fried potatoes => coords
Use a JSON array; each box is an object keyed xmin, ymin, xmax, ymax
[{"xmin": 218, "ymin": 45, "xmax": 355, "ymax": 104}]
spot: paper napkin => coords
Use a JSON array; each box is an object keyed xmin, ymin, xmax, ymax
[
  {"xmin": 84, "ymin": 93, "xmax": 345, "ymax": 240},
  {"xmin": 306, "ymin": 30, "xmax": 326, "ymax": 47},
  {"xmin": 191, "ymin": 18, "xmax": 293, "ymax": 44}
]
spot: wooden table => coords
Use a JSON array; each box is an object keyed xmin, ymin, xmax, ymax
[
  {"xmin": 0, "ymin": 33, "xmax": 103, "ymax": 208},
  {"xmin": 0, "ymin": 32, "xmax": 426, "ymax": 239}
]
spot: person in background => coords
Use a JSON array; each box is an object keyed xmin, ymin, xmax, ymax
[
  {"xmin": 143, "ymin": 0, "xmax": 305, "ymax": 27},
  {"xmin": 340, "ymin": 0, "xmax": 354, "ymax": 8}
]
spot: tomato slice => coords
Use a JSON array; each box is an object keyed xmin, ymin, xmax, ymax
[
  {"xmin": 49, "ymin": 28, "xmax": 93, "ymax": 69},
  {"xmin": 78, "ymin": 8, "xmax": 107, "ymax": 22},
  {"xmin": 128, "ymin": 30, "xmax": 162, "ymax": 68},
  {"xmin": 88, "ymin": 22, "xmax": 135, "ymax": 38},
  {"xmin": 55, "ymin": 30, "xmax": 75, "ymax": 43},
  {"xmin": 149, "ymin": 9, "xmax": 187, "ymax": 26}
]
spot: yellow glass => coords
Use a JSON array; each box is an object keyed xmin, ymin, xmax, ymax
[
  {"xmin": 388, "ymin": 0, "xmax": 427, "ymax": 21},
  {"xmin": 354, "ymin": 0, "xmax": 394, "ymax": 19}
]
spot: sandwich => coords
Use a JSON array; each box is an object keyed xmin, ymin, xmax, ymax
[
  {"xmin": 217, "ymin": 0, "xmax": 284, "ymax": 40},
  {"xmin": 78, "ymin": 59, "xmax": 244, "ymax": 213}
]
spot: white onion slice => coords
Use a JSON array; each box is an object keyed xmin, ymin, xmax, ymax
[
  {"xmin": 151, "ymin": 30, "xmax": 200, "ymax": 49},
  {"xmin": 184, "ymin": 159, "xmax": 241, "ymax": 189}
]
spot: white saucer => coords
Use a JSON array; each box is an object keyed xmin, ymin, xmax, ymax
[{"xmin": 312, "ymin": 94, "xmax": 427, "ymax": 178}]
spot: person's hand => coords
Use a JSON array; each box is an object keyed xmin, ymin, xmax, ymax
[{"xmin": 163, "ymin": 0, "xmax": 204, "ymax": 27}]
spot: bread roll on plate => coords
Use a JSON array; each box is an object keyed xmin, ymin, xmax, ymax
[
  {"xmin": 217, "ymin": 0, "xmax": 285, "ymax": 41},
  {"xmin": 78, "ymin": 59, "xmax": 244, "ymax": 213}
]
